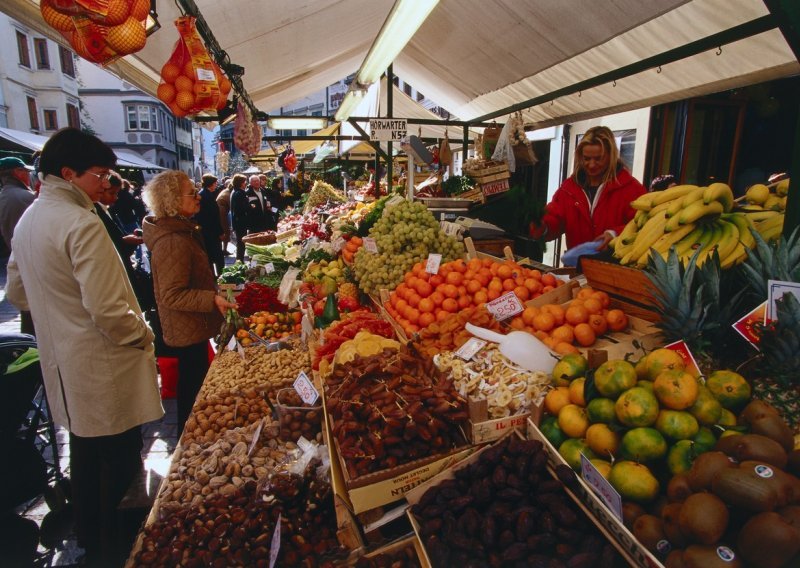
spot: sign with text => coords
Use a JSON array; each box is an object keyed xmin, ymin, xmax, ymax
[
  {"xmin": 264, "ymin": 262, "xmax": 275, "ymax": 274},
  {"xmin": 455, "ymin": 337, "xmax": 486, "ymax": 361},
  {"xmin": 268, "ymin": 513, "xmax": 282, "ymax": 568},
  {"xmin": 581, "ymin": 454, "xmax": 623, "ymax": 522},
  {"xmin": 486, "ymin": 291, "xmax": 524, "ymax": 321},
  {"xmin": 385, "ymin": 194, "xmax": 405, "ymax": 208},
  {"xmin": 363, "ymin": 237, "xmax": 378, "ymax": 254},
  {"xmin": 293, "ymin": 371, "xmax": 319, "ymax": 405},
  {"xmin": 481, "ymin": 178, "xmax": 510, "ymax": 197},
  {"xmin": 370, "ymin": 118, "xmax": 407, "ymax": 142},
  {"xmin": 733, "ymin": 301, "xmax": 767, "ymax": 349},
  {"xmin": 767, "ymin": 279, "xmax": 800, "ymax": 321},
  {"xmin": 425, "ymin": 253, "xmax": 442, "ymax": 274},
  {"xmin": 331, "ymin": 236, "xmax": 346, "ymax": 253}
]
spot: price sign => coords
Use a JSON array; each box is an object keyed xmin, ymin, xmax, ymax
[
  {"xmin": 264, "ymin": 262, "xmax": 275, "ymax": 274},
  {"xmin": 386, "ymin": 195, "xmax": 405, "ymax": 209},
  {"xmin": 581, "ymin": 454, "xmax": 623, "ymax": 521},
  {"xmin": 293, "ymin": 371, "xmax": 319, "ymax": 405},
  {"xmin": 665, "ymin": 340, "xmax": 701, "ymax": 377},
  {"xmin": 426, "ymin": 253, "xmax": 442, "ymax": 274},
  {"xmin": 486, "ymin": 291, "xmax": 524, "ymax": 321},
  {"xmin": 363, "ymin": 237, "xmax": 378, "ymax": 254},
  {"xmin": 369, "ymin": 118, "xmax": 408, "ymax": 142},
  {"xmin": 268, "ymin": 513, "xmax": 282, "ymax": 568},
  {"xmin": 237, "ymin": 340, "xmax": 246, "ymax": 361},
  {"xmin": 226, "ymin": 335, "xmax": 237, "ymax": 351},
  {"xmin": 455, "ymin": 338, "xmax": 486, "ymax": 361},
  {"xmin": 331, "ymin": 236, "xmax": 346, "ymax": 252},
  {"xmin": 440, "ymin": 220, "xmax": 461, "ymax": 237},
  {"xmin": 248, "ymin": 418, "xmax": 264, "ymax": 456}
]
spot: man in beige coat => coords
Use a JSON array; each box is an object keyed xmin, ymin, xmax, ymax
[{"xmin": 6, "ymin": 128, "xmax": 163, "ymax": 566}]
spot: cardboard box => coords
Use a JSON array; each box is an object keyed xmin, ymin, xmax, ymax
[
  {"xmin": 406, "ymin": 431, "xmax": 661, "ymax": 568},
  {"xmin": 353, "ymin": 535, "xmax": 429, "ymax": 568},
  {"xmin": 466, "ymin": 396, "xmax": 533, "ymax": 444},
  {"xmin": 322, "ymin": 386, "xmax": 476, "ymax": 514},
  {"xmin": 526, "ymin": 419, "xmax": 666, "ymax": 568}
]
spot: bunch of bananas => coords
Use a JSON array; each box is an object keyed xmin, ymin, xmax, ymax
[
  {"xmin": 611, "ymin": 183, "xmax": 761, "ymax": 269},
  {"xmin": 740, "ymin": 207, "xmax": 785, "ymax": 244}
]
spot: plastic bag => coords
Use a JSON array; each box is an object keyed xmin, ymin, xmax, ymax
[
  {"xmin": 40, "ymin": 0, "xmax": 150, "ymax": 64},
  {"xmin": 156, "ymin": 16, "xmax": 231, "ymax": 118},
  {"xmin": 439, "ymin": 131, "xmax": 452, "ymax": 169},
  {"xmin": 491, "ymin": 120, "xmax": 517, "ymax": 172},
  {"xmin": 561, "ymin": 239, "xmax": 603, "ymax": 267},
  {"xmin": 233, "ymin": 101, "xmax": 261, "ymax": 155}
]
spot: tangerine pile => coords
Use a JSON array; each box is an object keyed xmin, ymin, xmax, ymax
[
  {"xmin": 158, "ymin": 58, "xmax": 231, "ymax": 118},
  {"xmin": 384, "ymin": 257, "xmax": 564, "ymax": 337},
  {"xmin": 507, "ymin": 286, "xmax": 629, "ymax": 355}
]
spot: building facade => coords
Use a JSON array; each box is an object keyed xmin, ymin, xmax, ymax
[{"xmin": 0, "ymin": 13, "xmax": 80, "ymax": 133}]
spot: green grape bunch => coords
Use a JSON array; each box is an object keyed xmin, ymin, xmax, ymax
[{"xmin": 353, "ymin": 200, "xmax": 464, "ymax": 294}]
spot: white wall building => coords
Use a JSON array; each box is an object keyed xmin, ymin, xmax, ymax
[{"xmin": 0, "ymin": 13, "xmax": 80, "ymax": 135}]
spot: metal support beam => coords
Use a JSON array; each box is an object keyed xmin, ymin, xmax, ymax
[
  {"xmin": 347, "ymin": 120, "xmax": 390, "ymax": 162},
  {"xmin": 471, "ymin": 15, "xmax": 777, "ymax": 123},
  {"xmin": 763, "ymin": 0, "xmax": 800, "ymax": 236},
  {"xmin": 387, "ymin": 64, "xmax": 394, "ymax": 193}
]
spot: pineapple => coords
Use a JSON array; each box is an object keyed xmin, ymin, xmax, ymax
[
  {"xmin": 645, "ymin": 248, "xmax": 745, "ymax": 373},
  {"xmin": 739, "ymin": 227, "xmax": 800, "ymax": 300},
  {"xmin": 752, "ymin": 293, "xmax": 800, "ymax": 428},
  {"xmin": 338, "ymin": 282, "xmax": 358, "ymax": 300}
]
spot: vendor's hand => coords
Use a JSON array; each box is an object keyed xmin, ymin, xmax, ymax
[
  {"xmin": 214, "ymin": 294, "xmax": 237, "ymax": 315},
  {"xmin": 594, "ymin": 231, "xmax": 614, "ymax": 251},
  {"xmin": 122, "ymin": 234, "xmax": 143, "ymax": 245}
]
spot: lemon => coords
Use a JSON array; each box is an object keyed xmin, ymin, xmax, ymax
[{"xmin": 558, "ymin": 404, "xmax": 590, "ymax": 438}]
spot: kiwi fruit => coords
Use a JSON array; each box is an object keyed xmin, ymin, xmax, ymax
[
  {"xmin": 661, "ymin": 502, "xmax": 688, "ymax": 547},
  {"xmin": 739, "ymin": 460, "xmax": 800, "ymax": 505},
  {"xmin": 737, "ymin": 511, "xmax": 800, "ymax": 568},
  {"xmin": 633, "ymin": 514, "xmax": 669, "ymax": 555},
  {"xmin": 739, "ymin": 399, "xmax": 780, "ymax": 426},
  {"xmin": 678, "ymin": 493, "xmax": 728, "ymax": 545},
  {"xmin": 711, "ymin": 466, "xmax": 780, "ymax": 512},
  {"xmin": 787, "ymin": 449, "xmax": 800, "ymax": 477},
  {"xmin": 714, "ymin": 433, "xmax": 788, "ymax": 469},
  {"xmin": 664, "ymin": 549, "xmax": 685, "ymax": 568},
  {"xmin": 748, "ymin": 414, "xmax": 795, "ymax": 452},
  {"xmin": 682, "ymin": 544, "xmax": 743, "ymax": 568},
  {"xmin": 686, "ymin": 451, "xmax": 733, "ymax": 492},
  {"xmin": 667, "ymin": 473, "xmax": 693, "ymax": 502},
  {"xmin": 622, "ymin": 501, "xmax": 647, "ymax": 530}
]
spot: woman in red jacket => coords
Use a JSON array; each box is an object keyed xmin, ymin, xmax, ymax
[{"xmin": 532, "ymin": 126, "xmax": 646, "ymax": 250}]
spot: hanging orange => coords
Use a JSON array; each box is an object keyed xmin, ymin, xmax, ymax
[
  {"xmin": 41, "ymin": 1, "xmax": 75, "ymax": 32},
  {"xmin": 105, "ymin": 17, "xmax": 146, "ymax": 55}
]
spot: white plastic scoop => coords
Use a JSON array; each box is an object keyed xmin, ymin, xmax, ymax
[{"xmin": 465, "ymin": 323, "xmax": 558, "ymax": 374}]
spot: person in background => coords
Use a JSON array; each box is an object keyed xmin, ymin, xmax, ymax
[
  {"xmin": 266, "ymin": 176, "xmax": 286, "ymax": 215},
  {"xmin": 530, "ymin": 126, "xmax": 646, "ymax": 250},
  {"xmin": 194, "ymin": 173, "xmax": 224, "ymax": 276},
  {"xmin": 244, "ymin": 174, "xmax": 275, "ymax": 232},
  {"xmin": 0, "ymin": 157, "xmax": 37, "ymax": 335},
  {"xmin": 229, "ymin": 173, "xmax": 249, "ymax": 262},
  {"xmin": 650, "ymin": 174, "xmax": 677, "ymax": 192},
  {"xmin": 110, "ymin": 178, "xmax": 146, "ymax": 235},
  {"xmin": 6, "ymin": 128, "xmax": 163, "ymax": 566},
  {"xmin": 142, "ymin": 171, "xmax": 236, "ymax": 434},
  {"xmin": 216, "ymin": 178, "xmax": 233, "ymax": 256}
]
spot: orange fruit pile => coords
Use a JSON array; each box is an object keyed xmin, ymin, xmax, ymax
[
  {"xmin": 507, "ymin": 286, "xmax": 629, "ymax": 354},
  {"xmin": 41, "ymin": 0, "xmax": 150, "ymax": 64},
  {"xmin": 384, "ymin": 257, "xmax": 564, "ymax": 337},
  {"xmin": 158, "ymin": 58, "xmax": 232, "ymax": 118}
]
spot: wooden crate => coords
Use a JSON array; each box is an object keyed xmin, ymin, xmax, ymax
[{"xmin": 581, "ymin": 258, "xmax": 661, "ymax": 322}]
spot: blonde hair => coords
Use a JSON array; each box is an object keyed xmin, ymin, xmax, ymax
[
  {"xmin": 143, "ymin": 170, "xmax": 191, "ymax": 218},
  {"xmin": 572, "ymin": 126, "xmax": 623, "ymax": 186}
]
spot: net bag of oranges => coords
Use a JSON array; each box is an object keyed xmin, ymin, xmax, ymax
[
  {"xmin": 156, "ymin": 16, "xmax": 232, "ymax": 118},
  {"xmin": 40, "ymin": 0, "xmax": 150, "ymax": 64}
]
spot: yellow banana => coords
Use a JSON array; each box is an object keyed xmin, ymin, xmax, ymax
[
  {"xmin": 680, "ymin": 223, "xmax": 717, "ymax": 264},
  {"xmin": 649, "ymin": 199, "xmax": 675, "ymax": 218},
  {"xmin": 630, "ymin": 194, "xmax": 656, "ymax": 212},
  {"xmin": 643, "ymin": 223, "xmax": 698, "ymax": 264},
  {"xmin": 634, "ymin": 210, "xmax": 649, "ymax": 229},
  {"xmin": 618, "ymin": 219, "xmax": 640, "ymax": 245},
  {"xmin": 721, "ymin": 242, "xmax": 748, "ymax": 269},
  {"xmin": 714, "ymin": 219, "xmax": 740, "ymax": 261},
  {"xmin": 664, "ymin": 214, "xmax": 683, "ymax": 233},
  {"xmin": 673, "ymin": 225, "xmax": 707, "ymax": 257},
  {"xmin": 665, "ymin": 186, "xmax": 705, "ymax": 218},
  {"xmin": 722, "ymin": 213, "xmax": 756, "ymax": 250},
  {"xmin": 702, "ymin": 182, "xmax": 734, "ymax": 212},
  {"xmin": 678, "ymin": 200, "xmax": 724, "ymax": 226},
  {"xmin": 694, "ymin": 222, "xmax": 724, "ymax": 266},
  {"xmin": 742, "ymin": 209, "xmax": 780, "ymax": 223},
  {"xmin": 621, "ymin": 210, "xmax": 668, "ymax": 265},
  {"xmin": 649, "ymin": 184, "xmax": 700, "ymax": 207},
  {"xmin": 755, "ymin": 213, "xmax": 785, "ymax": 242}
]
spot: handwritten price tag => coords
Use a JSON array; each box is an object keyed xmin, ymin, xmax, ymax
[
  {"xmin": 363, "ymin": 237, "xmax": 378, "ymax": 254},
  {"xmin": 268, "ymin": 513, "xmax": 282, "ymax": 568},
  {"xmin": 264, "ymin": 262, "xmax": 275, "ymax": 274},
  {"xmin": 293, "ymin": 371, "xmax": 319, "ymax": 405},
  {"xmin": 226, "ymin": 335, "xmax": 237, "ymax": 351},
  {"xmin": 426, "ymin": 253, "xmax": 442, "ymax": 274},
  {"xmin": 331, "ymin": 236, "xmax": 346, "ymax": 252},
  {"xmin": 248, "ymin": 418, "xmax": 264, "ymax": 456},
  {"xmin": 386, "ymin": 194, "xmax": 405, "ymax": 208},
  {"xmin": 486, "ymin": 291, "xmax": 524, "ymax": 321},
  {"xmin": 580, "ymin": 454, "xmax": 623, "ymax": 522},
  {"xmin": 455, "ymin": 337, "xmax": 486, "ymax": 361}
]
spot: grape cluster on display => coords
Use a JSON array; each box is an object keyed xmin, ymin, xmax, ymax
[{"xmin": 353, "ymin": 201, "xmax": 463, "ymax": 294}]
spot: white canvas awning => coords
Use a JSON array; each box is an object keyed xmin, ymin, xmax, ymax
[
  {"xmin": 3, "ymin": 0, "xmax": 797, "ymax": 128},
  {"xmin": 113, "ymin": 149, "xmax": 165, "ymax": 171}
]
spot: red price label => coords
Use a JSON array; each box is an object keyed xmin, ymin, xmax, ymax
[
  {"xmin": 293, "ymin": 371, "xmax": 319, "ymax": 405},
  {"xmin": 486, "ymin": 291, "xmax": 524, "ymax": 321}
]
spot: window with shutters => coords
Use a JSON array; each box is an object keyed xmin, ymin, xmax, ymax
[
  {"xmin": 17, "ymin": 31, "xmax": 31, "ymax": 68},
  {"xmin": 27, "ymin": 97, "xmax": 39, "ymax": 130},
  {"xmin": 59, "ymin": 46, "xmax": 75, "ymax": 77},
  {"xmin": 43, "ymin": 109, "xmax": 58, "ymax": 131},
  {"xmin": 66, "ymin": 103, "xmax": 80, "ymax": 128},
  {"xmin": 34, "ymin": 38, "xmax": 49, "ymax": 69}
]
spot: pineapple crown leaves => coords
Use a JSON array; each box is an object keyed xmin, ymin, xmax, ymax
[
  {"xmin": 754, "ymin": 292, "xmax": 800, "ymax": 385},
  {"xmin": 740, "ymin": 226, "xmax": 800, "ymax": 300}
]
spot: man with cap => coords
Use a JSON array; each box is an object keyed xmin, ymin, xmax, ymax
[
  {"xmin": 0, "ymin": 157, "xmax": 36, "ymax": 335},
  {"xmin": 0, "ymin": 157, "xmax": 35, "ymax": 252}
]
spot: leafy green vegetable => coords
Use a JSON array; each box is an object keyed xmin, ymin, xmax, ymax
[
  {"xmin": 441, "ymin": 175, "xmax": 475, "ymax": 196},
  {"xmin": 357, "ymin": 196, "xmax": 389, "ymax": 237}
]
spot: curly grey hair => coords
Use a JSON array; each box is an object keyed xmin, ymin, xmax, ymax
[{"xmin": 143, "ymin": 170, "xmax": 191, "ymax": 218}]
